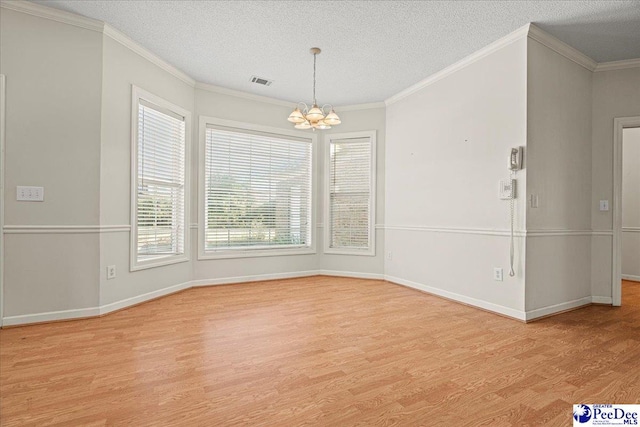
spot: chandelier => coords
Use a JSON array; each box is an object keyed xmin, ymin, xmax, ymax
[{"xmin": 287, "ymin": 47, "xmax": 341, "ymax": 130}]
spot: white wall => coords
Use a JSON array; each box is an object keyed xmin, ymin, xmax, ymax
[
  {"xmin": 0, "ymin": 9, "xmax": 103, "ymax": 318},
  {"xmin": 525, "ymin": 39, "xmax": 593, "ymax": 311},
  {"xmin": 591, "ymin": 67, "xmax": 640, "ymax": 297},
  {"xmin": 622, "ymin": 127, "xmax": 640, "ymax": 280},
  {"xmin": 385, "ymin": 37, "xmax": 528, "ymax": 317}
]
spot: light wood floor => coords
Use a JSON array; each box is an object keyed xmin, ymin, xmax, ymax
[{"xmin": 1, "ymin": 278, "xmax": 639, "ymax": 426}]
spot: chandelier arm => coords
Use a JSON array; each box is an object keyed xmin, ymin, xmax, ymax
[
  {"xmin": 297, "ymin": 101, "xmax": 309, "ymax": 114},
  {"xmin": 321, "ymin": 104, "xmax": 334, "ymax": 115}
]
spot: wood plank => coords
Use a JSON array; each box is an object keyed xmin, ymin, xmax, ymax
[{"xmin": 1, "ymin": 278, "xmax": 639, "ymax": 426}]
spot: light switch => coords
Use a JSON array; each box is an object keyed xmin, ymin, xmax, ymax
[
  {"xmin": 17, "ymin": 186, "xmax": 44, "ymax": 202},
  {"xmin": 599, "ymin": 200, "xmax": 609, "ymax": 211}
]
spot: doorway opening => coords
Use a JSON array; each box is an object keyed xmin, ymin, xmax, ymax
[
  {"xmin": 613, "ymin": 118, "xmax": 640, "ymax": 306},
  {"xmin": 0, "ymin": 74, "xmax": 5, "ymax": 327}
]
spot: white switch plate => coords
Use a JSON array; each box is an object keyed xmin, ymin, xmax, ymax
[
  {"xmin": 530, "ymin": 194, "xmax": 539, "ymax": 208},
  {"xmin": 17, "ymin": 186, "xmax": 44, "ymax": 201},
  {"xmin": 493, "ymin": 268, "xmax": 503, "ymax": 281},
  {"xmin": 599, "ymin": 200, "xmax": 609, "ymax": 211},
  {"xmin": 386, "ymin": 251, "xmax": 392, "ymax": 261},
  {"xmin": 107, "ymin": 265, "xmax": 116, "ymax": 280}
]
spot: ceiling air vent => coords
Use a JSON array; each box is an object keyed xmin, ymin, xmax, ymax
[{"xmin": 250, "ymin": 76, "xmax": 273, "ymax": 86}]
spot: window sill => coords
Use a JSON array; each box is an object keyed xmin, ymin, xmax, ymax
[
  {"xmin": 323, "ymin": 248, "xmax": 376, "ymax": 257},
  {"xmin": 198, "ymin": 247, "xmax": 316, "ymax": 260},
  {"xmin": 130, "ymin": 254, "xmax": 190, "ymax": 272}
]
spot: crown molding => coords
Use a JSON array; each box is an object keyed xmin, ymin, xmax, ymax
[
  {"xmin": 2, "ymin": 1, "xmax": 196, "ymax": 87},
  {"xmin": 6, "ymin": 2, "xmax": 637, "ymax": 110},
  {"xmin": 385, "ymin": 23, "xmax": 532, "ymax": 106},
  {"xmin": 384, "ymin": 23, "xmax": 606, "ymax": 106},
  {"xmin": 195, "ymin": 82, "xmax": 296, "ymax": 108},
  {"xmin": 335, "ymin": 102, "xmax": 386, "ymax": 112},
  {"xmin": 0, "ymin": 0, "xmax": 103, "ymax": 32},
  {"xmin": 527, "ymin": 24, "xmax": 597, "ymax": 72},
  {"xmin": 594, "ymin": 58, "xmax": 640, "ymax": 72},
  {"xmin": 103, "ymin": 25, "xmax": 196, "ymax": 87},
  {"xmin": 195, "ymin": 83, "xmax": 386, "ymax": 112}
]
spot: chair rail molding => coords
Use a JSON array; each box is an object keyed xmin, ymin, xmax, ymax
[{"xmin": 3, "ymin": 225, "xmax": 131, "ymax": 234}]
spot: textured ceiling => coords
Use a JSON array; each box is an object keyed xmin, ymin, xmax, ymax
[{"xmin": 31, "ymin": 1, "xmax": 640, "ymax": 105}]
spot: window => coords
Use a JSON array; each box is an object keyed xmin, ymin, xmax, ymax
[
  {"xmin": 199, "ymin": 118, "xmax": 315, "ymax": 258},
  {"xmin": 131, "ymin": 86, "xmax": 190, "ymax": 270},
  {"xmin": 325, "ymin": 131, "xmax": 376, "ymax": 255}
]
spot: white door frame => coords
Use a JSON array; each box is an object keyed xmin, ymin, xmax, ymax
[
  {"xmin": 612, "ymin": 116, "xmax": 640, "ymax": 306},
  {"xmin": 0, "ymin": 74, "xmax": 5, "ymax": 327}
]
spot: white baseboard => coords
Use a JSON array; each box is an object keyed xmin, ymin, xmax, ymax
[
  {"xmin": 2, "ymin": 306, "xmax": 100, "ymax": 327},
  {"xmin": 319, "ymin": 270, "xmax": 384, "ymax": 280},
  {"xmin": 622, "ymin": 274, "xmax": 640, "ymax": 282},
  {"xmin": 3, "ymin": 269, "xmax": 385, "ymax": 326},
  {"xmin": 190, "ymin": 270, "xmax": 321, "ymax": 287},
  {"xmin": 384, "ymin": 274, "xmax": 526, "ymax": 321},
  {"xmin": 525, "ymin": 297, "xmax": 592, "ymax": 321},
  {"xmin": 100, "ymin": 280, "xmax": 192, "ymax": 315},
  {"xmin": 4, "ymin": 271, "xmax": 614, "ymax": 327}
]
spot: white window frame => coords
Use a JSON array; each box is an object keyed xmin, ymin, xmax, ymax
[
  {"xmin": 324, "ymin": 130, "xmax": 376, "ymax": 256},
  {"xmin": 198, "ymin": 116, "xmax": 317, "ymax": 260},
  {"xmin": 130, "ymin": 85, "xmax": 191, "ymax": 271}
]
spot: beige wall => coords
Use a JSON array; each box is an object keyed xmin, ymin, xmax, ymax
[
  {"xmin": 385, "ymin": 37, "xmax": 528, "ymax": 316},
  {"xmin": 0, "ymin": 9, "xmax": 103, "ymax": 317},
  {"xmin": 0, "ymin": 4, "xmax": 386, "ymax": 323},
  {"xmin": 192, "ymin": 89, "xmax": 320, "ymax": 281},
  {"xmin": 99, "ymin": 35, "xmax": 195, "ymax": 307},
  {"xmin": 591, "ymin": 67, "xmax": 640, "ymax": 297},
  {"xmin": 3, "ymin": 3, "xmax": 640, "ymax": 325},
  {"xmin": 525, "ymin": 39, "xmax": 593, "ymax": 311},
  {"xmin": 192, "ymin": 90, "xmax": 386, "ymax": 281},
  {"xmin": 318, "ymin": 107, "xmax": 386, "ymax": 275},
  {"xmin": 622, "ymin": 127, "xmax": 640, "ymax": 279}
]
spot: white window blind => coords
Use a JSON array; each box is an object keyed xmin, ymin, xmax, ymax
[
  {"xmin": 328, "ymin": 137, "xmax": 372, "ymax": 250},
  {"xmin": 205, "ymin": 126, "xmax": 312, "ymax": 252},
  {"xmin": 136, "ymin": 99, "xmax": 186, "ymax": 260}
]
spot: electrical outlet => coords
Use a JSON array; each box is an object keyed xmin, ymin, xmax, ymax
[
  {"xmin": 493, "ymin": 268, "xmax": 503, "ymax": 281},
  {"xmin": 107, "ymin": 265, "xmax": 116, "ymax": 280},
  {"xmin": 386, "ymin": 251, "xmax": 392, "ymax": 261}
]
